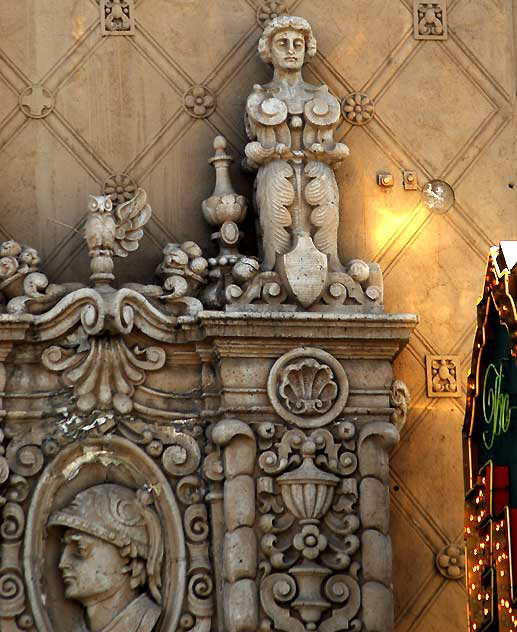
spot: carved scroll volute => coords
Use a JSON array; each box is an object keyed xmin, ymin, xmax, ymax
[
  {"xmin": 212, "ymin": 419, "xmax": 258, "ymax": 632},
  {"xmin": 357, "ymin": 422, "xmax": 400, "ymax": 632}
]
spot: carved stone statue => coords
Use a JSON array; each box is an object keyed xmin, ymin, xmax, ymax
[
  {"xmin": 86, "ymin": 190, "xmax": 151, "ymax": 287},
  {"xmin": 0, "ymin": 13, "xmax": 413, "ymax": 632},
  {"xmin": 48, "ymin": 484, "xmax": 163, "ymax": 632},
  {"xmin": 246, "ymin": 15, "xmax": 350, "ymax": 307}
]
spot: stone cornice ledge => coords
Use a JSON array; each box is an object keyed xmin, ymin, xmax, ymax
[
  {"xmin": 0, "ymin": 309, "xmax": 418, "ymax": 353},
  {"xmin": 197, "ymin": 310, "xmax": 418, "ymax": 339},
  {"xmin": 0, "ymin": 313, "xmax": 34, "ymax": 341}
]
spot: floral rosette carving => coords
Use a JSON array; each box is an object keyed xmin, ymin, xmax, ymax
[
  {"xmin": 256, "ymin": 0, "xmax": 289, "ymax": 27},
  {"xmin": 184, "ymin": 86, "xmax": 216, "ymax": 118},
  {"xmin": 103, "ymin": 174, "xmax": 137, "ymax": 205},
  {"xmin": 342, "ymin": 92, "xmax": 375, "ymax": 125},
  {"xmin": 436, "ymin": 544, "xmax": 465, "ymax": 579}
]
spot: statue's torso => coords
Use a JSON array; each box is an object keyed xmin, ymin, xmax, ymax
[
  {"xmin": 75, "ymin": 594, "xmax": 161, "ymax": 632},
  {"xmin": 245, "ymin": 80, "xmax": 343, "ymax": 157}
]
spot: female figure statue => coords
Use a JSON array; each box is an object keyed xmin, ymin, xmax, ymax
[{"xmin": 245, "ymin": 15, "xmax": 349, "ymax": 307}]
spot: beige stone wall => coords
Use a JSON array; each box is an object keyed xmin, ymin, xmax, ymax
[{"xmin": 0, "ymin": 1, "xmax": 515, "ymax": 629}]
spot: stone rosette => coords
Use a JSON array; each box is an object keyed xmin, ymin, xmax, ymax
[
  {"xmin": 436, "ymin": 544, "xmax": 465, "ymax": 579},
  {"xmin": 342, "ymin": 92, "xmax": 374, "ymax": 125},
  {"xmin": 184, "ymin": 85, "xmax": 217, "ymax": 118}
]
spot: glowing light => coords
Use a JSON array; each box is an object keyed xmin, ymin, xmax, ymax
[{"xmin": 72, "ymin": 16, "xmax": 86, "ymax": 41}]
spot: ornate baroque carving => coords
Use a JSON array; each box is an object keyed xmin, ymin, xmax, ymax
[
  {"xmin": 155, "ymin": 241, "xmax": 208, "ymax": 311},
  {"xmin": 341, "ymin": 92, "xmax": 375, "ymax": 125},
  {"xmin": 184, "ymin": 86, "xmax": 216, "ymax": 119},
  {"xmin": 257, "ymin": 424, "xmax": 361, "ymax": 631},
  {"xmin": 425, "ymin": 355, "xmax": 461, "ymax": 397},
  {"xmin": 413, "ymin": 2, "xmax": 448, "ymax": 40},
  {"xmin": 101, "ymin": 0, "xmax": 136, "ymax": 35},
  {"xmin": 42, "ymin": 337, "xmax": 166, "ymax": 414},
  {"xmin": 267, "ymin": 348, "xmax": 349, "ymax": 427},
  {"xmin": 0, "ymin": 12, "xmax": 415, "ymax": 632}
]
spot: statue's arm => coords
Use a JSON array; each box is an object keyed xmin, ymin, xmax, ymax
[
  {"xmin": 244, "ymin": 89, "xmax": 292, "ymax": 167},
  {"xmin": 245, "ymin": 122, "xmax": 293, "ymax": 166},
  {"xmin": 303, "ymin": 126, "xmax": 350, "ymax": 166},
  {"xmin": 303, "ymin": 91, "xmax": 350, "ymax": 166}
]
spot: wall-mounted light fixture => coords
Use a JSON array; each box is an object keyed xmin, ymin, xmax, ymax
[{"xmin": 422, "ymin": 180, "xmax": 455, "ymax": 213}]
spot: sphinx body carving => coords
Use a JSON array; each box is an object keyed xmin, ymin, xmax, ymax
[{"xmin": 245, "ymin": 16, "xmax": 349, "ymax": 307}]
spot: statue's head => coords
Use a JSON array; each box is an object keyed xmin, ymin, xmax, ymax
[
  {"xmin": 258, "ymin": 15, "xmax": 316, "ymax": 70},
  {"xmin": 48, "ymin": 484, "xmax": 163, "ymax": 607}
]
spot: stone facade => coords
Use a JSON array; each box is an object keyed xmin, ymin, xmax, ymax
[
  {"xmin": 0, "ymin": 1, "xmax": 515, "ymax": 630},
  {"xmin": 0, "ymin": 14, "xmax": 419, "ymax": 631}
]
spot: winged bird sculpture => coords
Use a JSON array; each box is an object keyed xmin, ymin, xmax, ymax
[{"xmin": 85, "ymin": 188, "xmax": 152, "ymax": 286}]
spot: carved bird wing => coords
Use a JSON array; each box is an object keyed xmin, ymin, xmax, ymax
[
  {"xmin": 304, "ymin": 161, "xmax": 343, "ymax": 271},
  {"xmin": 256, "ymin": 161, "xmax": 295, "ymax": 270},
  {"xmin": 113, "ymin": 188, "xmax": 152, "ymax": 257}
]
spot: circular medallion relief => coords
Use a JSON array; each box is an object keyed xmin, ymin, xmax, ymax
[
  {"xmin": 267, "ymin": 347, "xmax": 349, "ymax": 427},
  {"xmin": 24, "ymin": 436, "xmax": 186, "ymax": 632}
]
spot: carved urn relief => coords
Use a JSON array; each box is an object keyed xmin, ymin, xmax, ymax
[{"xmin": 0, "ymin": 13, "xmax": 416, "ymax": 632}]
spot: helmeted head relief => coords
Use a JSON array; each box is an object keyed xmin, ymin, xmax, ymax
[
  {"xmin": 49, "ymin": 483, "xmax": 164, "ymax": 604},
  {"xmin": 258, "ymin": 15, "xmax": 317, "ymax": 64}
]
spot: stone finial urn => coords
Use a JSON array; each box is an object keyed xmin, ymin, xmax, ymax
[{"xmin": 277, "ymin": 439, "xmax": 338, "ymax": 524}]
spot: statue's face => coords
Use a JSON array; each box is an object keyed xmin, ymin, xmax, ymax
[
  {"xmin": 270, "ymin": 28, "xmax": 305, "ymax": 70},
  {"xmin": 59, "ymin": 529, "xmax": 127, "ymax": 603}
]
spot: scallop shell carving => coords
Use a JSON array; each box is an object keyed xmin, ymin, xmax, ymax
[{"xmin": 278, "ymin": 358, "xmax": 338, "ymax": 415}]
